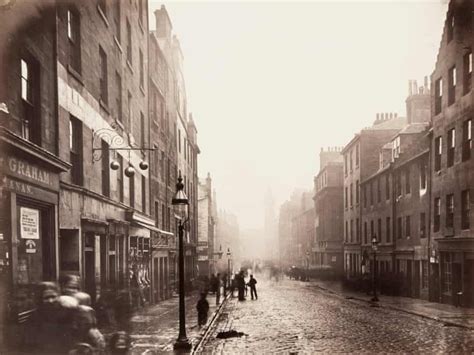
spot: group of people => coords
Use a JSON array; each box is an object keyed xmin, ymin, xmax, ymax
[
  {"xmin": 231, "ymin": 272, "xmax": 258, "ymax": 301},
  {"xmin": 17, "ymin": 275, "xmax": 131, "ymax": 354}
]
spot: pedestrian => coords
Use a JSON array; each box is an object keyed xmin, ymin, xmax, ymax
[
  {"xmin": 216, "ymin": 273, "xmax": 221, "ymax": 305},
  {"xmin": 237, "ymin": 271, "xmax": 246, "ymax": 301},
  {"xmin": 109, "ymin": 331, "xmax": 131, "ymax": 354},
  {"xmin": 247, "ymin": 274, "xmax": 258, "ymax": 300},
  {"xmin": 60, "ymin": 274, "xmax": 81, "ymax": 297},
  {"xmin": 72, "ymin": 305, "xmax": 106, "ymax": 353},
  {"xmin": 196, "ymin": 292, "xmax": 209, "ymax": 328}
]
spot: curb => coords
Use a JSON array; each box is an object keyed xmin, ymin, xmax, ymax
[
  {"xmin": 313, "ymin": 283, "xmax": 474, "ymax": 331},
  {"xmin": 192, "ymin": 292, "xmax": 232, "ymax": 354}
]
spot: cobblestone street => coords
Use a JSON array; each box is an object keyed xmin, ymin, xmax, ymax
[{"xmin": 201, "ymin": 276, "xmax": 474, "ymax": 353}]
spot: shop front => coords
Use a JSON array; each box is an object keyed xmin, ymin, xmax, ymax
[
  {"xmin": 0, "ymin": 128, "xmax": 70, "ymax": 342},
  {"xmin": 151, "ymin": 228, "xmax": 174, "ymax": 303}
]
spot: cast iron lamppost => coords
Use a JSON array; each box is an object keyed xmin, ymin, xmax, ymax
[
  {"xmin": 371, "ymin": 236, "xmax": 379, "ymax": 302},
  {"xmin": 172, "ymin": 175, "xmax": 192, "ymax": 351},
  {"xmin": 305, "ymin": 250, "xmax": 310, "ymax": 281},
  {"xmin": 227, "ymin": 248, "xmax": 232, "ymax": 289}
]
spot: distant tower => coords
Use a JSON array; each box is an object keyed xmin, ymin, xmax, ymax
[{"xmin": 264, "ymin": 188, "xmax": 278, "ymax": 260}]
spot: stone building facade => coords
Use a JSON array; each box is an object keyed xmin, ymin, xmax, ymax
[
  {"xmin": 197, "ymin": 173, "xmax": 216, "ymax": 277},
  {"xmin": 430, "ymin": 0, "xmax": 474, "ymax": 306}
]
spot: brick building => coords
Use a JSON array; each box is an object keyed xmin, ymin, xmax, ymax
[
  {"xmin": 312, "ymin": 147, "xmax": 344, "ymax": 274},
  {"xmin": 343, "ymin": 113, "xmax": 406, "ymax": 278},
  {"xmin": 197, "ymin": 173, "xmax": 216, "ymax": 277},
  {"xmin": 430, "ymin": 0, "xmax": 474, "ymax": 306},
  {"xmin": 291, "ymin": 191, "xmax": 315, "ymax": 268}
]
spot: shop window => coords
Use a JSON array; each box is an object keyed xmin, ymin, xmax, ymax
[
  {"xmin": 67, "ymin": 8, "xmax": 81, "ymax": 74},
  {"xmin": 434, "ymin": 197, "xmax": 441, "ymax": 232},
  {"xmin": 70, "ymin": 116, "xmax": 83, "ymax": 186},
  {"xmin": 447, "ymin": 128, "xmax": 455, "ymax": 167},
  {"xmin": 99, "ymin": 46, "xmax": 108, "ymax": 105},
  {"xmin": 442, "ymin": 253, "xmax": 452, "ymax": 293},
  {"xmin": 101, "ymin": 140, "xmax": 110, "ymax": 197},
  {"xmin": 446, "ymin": 194, "xmax": 454, "ymax": 229},
  {"xmin": 463, "ymin": 50, "xmax": 472, "ymax": 95},
  {"xmin": 20, "ymin": 56, "xmax": 40, "ymax": 144},
  {"xmin": 434, "ymin": 136, "xmax": 442, "ymax": 171},
  {"xmin": 462, "ymin": 189, "xmax": 470, "ymax": 230},
  {"xmin": 435, "ymin": 78, "xmax": 442, "ymax": 115},
  {"xmin": 448, "ymin": 66, "xmax": 456, "ymax": 106},
  {"xmin": 462, "ymin": 119, "xmax": 472, "ymax": 161},
  {"xmin": 420, "ymin": 212, "xmax": 426, "ymax": 238}
]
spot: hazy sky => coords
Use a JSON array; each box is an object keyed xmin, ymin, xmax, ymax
[{"xmin": 149, "ymin": 1, "xmax": 448, "ymax": 230}]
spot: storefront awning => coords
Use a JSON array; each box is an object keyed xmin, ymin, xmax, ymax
[{"xmin": 133, "ymin": 221, "xmax": 174, "ymax": 236}]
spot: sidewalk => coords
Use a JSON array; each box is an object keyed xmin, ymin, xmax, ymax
[
  {"xmin": 309, "ymin": 279, "xmax": 474, "ymax": 330},
  {"xmin": 102, "ymin": 291, "xmax": 229, "ymax": 354}
]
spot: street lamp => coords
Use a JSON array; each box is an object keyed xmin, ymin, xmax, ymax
[
  {"xmin": 305, "ymin": 250, "xmax": 310, "ymax": 281},
  {"xmin": 227, "ymin": 248, "xmax": 232, "ymax": 289},
  {"xmin": 371, "ymin": 236, "xmax": 379, "ymax": 302},
  {"xmin": 172, "ymin": 175, "xmax": 192, "ymax": 351}
]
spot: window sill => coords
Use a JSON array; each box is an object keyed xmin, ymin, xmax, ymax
[
  {"xmin": 97, "ymin": 5, "xmax": 109, "ymax": 27},
  {"xmin": 114, "ymin": 36, "xmax": 123, "ymax": 53},
  {"xmin": 99, "ymin": 99, "xmax": 110, "ymax": 114},
  {"xmin": 127, "ymin": 60, "xmax": 134, "ymax": 74},
  {"xmin": 67, "ymin": 64, "xmax": 84, "ymax": 86}
]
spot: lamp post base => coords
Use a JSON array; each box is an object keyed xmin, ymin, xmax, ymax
[{"xmin": 174, "ymin": 338, "xmax": 192, "ymax": 351}]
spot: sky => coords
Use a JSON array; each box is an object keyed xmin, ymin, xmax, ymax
[{"xmin": 149, "ymin": 0, "xmax": 448, "ymax": 230}]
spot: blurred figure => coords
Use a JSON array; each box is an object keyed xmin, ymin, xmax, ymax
[
  {"xmin": 216, "ymin": 273, "xmax": 221, "ymax": 305},
  {"xmin": 196, "ymin": 293, "xmax": 209, "ymax": 328},
  {"xmin": 75, "ymin": 291, "xmax": 92, "ymax": 306},
  {"xmin": 247, "ymin": 275, "xmax": 258, "ymax": 300},
  {"xmin": 73, "ymin": 305, "xmax": 106, "ymax": 353},
  {"xmin": 114, "ymin": 290, "xmax": 133, "ymax": 332},
  {"xmin": 60, "ymin": 274, "xmax": 81, "ymax": 297},
  {"xmin": 109, "ymin": 331, "xmax": 131, "ymax": 355}
]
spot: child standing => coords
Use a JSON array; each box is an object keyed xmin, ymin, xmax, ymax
[{"xmin": 196, "ymin": 293, "xmax": 210, "ymax": 328}]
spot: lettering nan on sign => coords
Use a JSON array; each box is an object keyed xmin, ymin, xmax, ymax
[{"xmin": 20, "ymin": 207, "xmax": 40, "ymax": 239}]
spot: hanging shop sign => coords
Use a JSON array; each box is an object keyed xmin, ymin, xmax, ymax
[{"xmin": 20, "ymin": 207, "xmax": 39, "ymax": 239}]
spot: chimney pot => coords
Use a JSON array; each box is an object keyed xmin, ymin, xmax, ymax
[{"xmin": 409, "ymin": 80, "xmax": 413, "ymax": 95}]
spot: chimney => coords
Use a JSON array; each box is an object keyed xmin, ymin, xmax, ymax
[
  {"xmin": 424, "ymin": 76, "xmax": 429, "ymax": 90},
  {"xmin": 413, "ymin": 80, "xmax": 418, "ymax": 95},
  {"xmin": 408, "ymin": 80, "xmax": 413, "ymax": 95},
  {"xmin": 154, "ymin": 5, "xmax": 172, "ymax": 40}
]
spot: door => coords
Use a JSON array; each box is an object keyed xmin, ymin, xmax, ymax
[
  {"xmin": 413, "ymin": 260, "xmax": 420, "ymax": 298},
  {"xmin": 452, "ymin": 263, "xmax": 462, "ymax": 306},
  {"xmin": 406, "ymin": 260, "xmax": 412, "ymax": 297},
  {"xmin": 153, "ymin": 257, "xmax": 159, "ymax": 302},
  {"xmin": 464, "ymin": 260, "xmax": 474, "ymax": 307},
  {"xmin": 84, "ymin": 233, "xmax": 96, "ymax": 302}
]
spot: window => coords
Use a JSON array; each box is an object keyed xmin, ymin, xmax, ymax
[
  {"xmin": 356, "ymin": 218, "xmax": 360, "ymax": 242},
  {"xmin": 117, "ymin": 155, "xmax": 124, "ymax": 203},
  {"xmin": 345, "ymin": 187, "xmax": 348, "ymax": 208},
  {"xmin": 397, "ymin": 217, "xmax": 402, "ymax": 239},
  {"xmin": 448, "ymin": 66, "xmax": 456, "ymax": 106},
  {"xmin": 98, "ymin": 0, "xmax": 107, "ymax": 16},
  {"xmin": 377, "ymin": 178, "xmax": 381, "ymax": 202},
  {"xmin": 178, "ymin": 129, "xmax": 181, "ymax": 152},
  {"xmin": 161, "ymin": 151, "xmax": 165, "ymax": 182},
  {"xmin": 405, "ymin": 215, "xmax": 411, "ymax": 238},
  {"xmin": 435, "ymin": 136, "xmax": 442, "ymax": 171},
  {"xmin": 129, "ymin": 172, "xmax": 135, "ymax": 208},
  {"xmin": 345, "ymin": 221, "xmax": 348, "ymax": 242},
  {"xmin": 434, "ymin": 197, "xmax": 441, "ymax": 232},
  {"xmin": 67, "ymin": 9, "xmax": 81, "ymax": 73},
  {"xmin": 435, "ymin": 78, "xmax": 442, "ymax": 115},
  {"xmin": 355, "ymin": 144, "xmax": 359, "ymax": 168},
  {"xmin": 141, "ymin": 175, "xmax": 146, "ymax": 213},
  {"xmin": 462, "ymin": 189, "xmax": 470, "ymax": 230},
  {"xmin": 126, "ymin": 19, "xmax": 132, "ymax": 64},
  {"xmin": 139, "ymin": 49, "xmax": 144, "ymax": 88},
  {"xmin": 349, "ymin": 150, "xmax": 353, "ymax": 172},
  {"xmin": 350, "ymin": 183, "xmax": 353, "ymax": 207},
  {"xmin": 405, "ymin": 167, "xmax": 411, "ymax": 194},
  {"xmin": 463, "ymin": 50, "xmax": 472, "ymax": 95},
  {"xmin": 385, "ymin": 174, "xmax": 390, "ymax": 200},
  {"xmin": 154, "ymin": 202, "xmax": 159, "ymax": 227},
  {"xmin": 350, "ymin": 219, "xmax": 354, "ymax": 242},
  {"xmin": 392, "ymin": 136, "xmax": 401, "ymax": 160},
  {"xmin": 363, "ymin": 185, "xmax": 367, "ymax": 208},
  {"xmin": 115, "ymin": 72, "xmax": 122, "ymax": 122},
  {"xmin": 442, "ymin": 253, "xmax": 452, "ymax": 293},
  {"xmin": 101, "ymin": 140, "xmax": 110, "ymax": 197},
  {"xmin": 370, "ymin": 220, "xmax": 374, "ymax": 239},
  {"xmin": 420, "ymin": 212, "xmax": 426, "ymax": 238},
  {"xmin": 127, "ymin": 92, "xmax": 132, "ymax": 123},
  {"xmin": 364, "ymin": 221, "xmax": 367, "ymax": 244},
  {"xmin": 20, "ymin": 57, "xmax": 40, "ymax": 144},
  {"xmin": 114, "ymin": 0, "xmax": 121, "ymax": 41},
  {"xmin": 447, "ymin": 128, "xmax": 455, "ymax": 167},
  {"xmin": 420, "ymin": 161, "xmax": 427, "ymax": 190},
  {"xmin": 377, "ymin": 218, "xmax": 382, "ymax": 242},
  {"xmin": 396, "ymin": 171, "xmax": 402, "ymax": 197},
  {"xmin": 69, "ymin": 116, "xmax": 83, "ymax": 185},
  {"xmin": 462, "ymin": 119, "xmax": 472, "ymax": 161},
  {"xmin": 99, "ymin": 46, "xmax": 108, "ymax": 105},
  {"xmin": 447, "ymin": 13, "xmax": 454, "ymax": 43},
  {"xmin": 370, "ymin": 181, "xmax": 374, "ymax": 206},
  {"xmin": 446, "ymin": 194, "xmax": 454, "ymax": 229},
  {"xmin": 162, "ymin": 203, "xmax": 166, "ymax": 230},
  {"xmin": 386, "ymin": 217, "xmax": 391, "ymax": 243},
  {"xmin": 356, "ymin": 180, "xmax": 359, "ymax": 204},
  {"xmin": 140, "ymin": 112, "xmax": 145, "ymax": 147},
  {"xmin": 344, "ymin": 155, "xmax": 348, "ymax": 176}
]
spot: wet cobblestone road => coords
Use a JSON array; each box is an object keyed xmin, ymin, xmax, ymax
[{"xmin": 201, "ymin": 276, "xmax": 474, "ymax": 353}]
